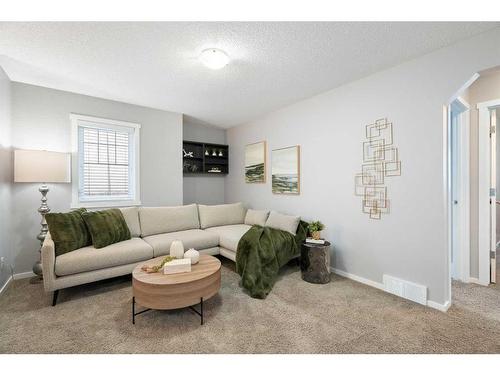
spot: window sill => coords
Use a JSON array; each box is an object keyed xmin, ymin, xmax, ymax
[{"xmin": 70, "ymin": 200, "xmax": 142, "ymax": 209}]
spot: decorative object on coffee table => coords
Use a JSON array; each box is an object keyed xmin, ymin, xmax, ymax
[
  {"xmin": 141, "ymin": 256, "xmax": 175, "ymax": 273},
  {"xmin": 14, "ymin": 149, "xmax": 71, "ymax": 278},
  {"xmin": 308, "ymin": 221, "xmax": 325, "ymax": 240},
  {"xmin": 184, "ymin": 248, "xmax": 200, "ymax": 264},
  {"xmin": 164, "ymin": 258, "xmax": 191, "ymax": 274},
  {"xmin": 132, "ymin": 254, "xmax": 221, "ymax": 325},
  {"xmin": 169, "ymin": 240, "xmax": 185, "ymax": 259},
  {"xmin": 300, "ymin": 241, "xmax": 331, "ymax": 284}
]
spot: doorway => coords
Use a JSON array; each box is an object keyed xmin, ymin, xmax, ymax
[{"xmin": 478, "ymin": 101, "xmax": 500, "ymax": 285}]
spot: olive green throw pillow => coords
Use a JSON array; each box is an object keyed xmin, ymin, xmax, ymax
[
  {"xmin": 82, "ymin": 209, "xmax": 131, "ymax": 249},
  {"xmin": 45, "ymin": 208, "xmax": 92, "ymax": 257}
]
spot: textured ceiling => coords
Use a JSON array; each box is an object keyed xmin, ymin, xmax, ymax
[{"xmin": 0, "ymin": 22, "xmax": 498, "ymax": 128}]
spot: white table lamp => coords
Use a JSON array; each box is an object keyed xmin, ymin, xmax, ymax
[{"xmin": 14, "ymin": 149, "xmax": 71, "ymax": 277}]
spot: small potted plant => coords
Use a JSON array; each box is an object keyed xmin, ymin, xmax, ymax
[{"xmin": 308, "ymin": 221, "xmax": 325, "ymax": 240}]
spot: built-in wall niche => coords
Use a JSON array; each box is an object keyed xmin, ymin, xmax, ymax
[{"xmin": 183, "ymin": 140, "xmax": 229, "ymax": 175}]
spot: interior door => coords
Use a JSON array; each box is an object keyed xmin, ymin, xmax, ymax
[
  {"xmin": 449, "ymin": 99, "xmax": 469, "ymax": 282},
  {"xmin": 450, "ymin": 108, "xmax": 460, "ymax": 279},
  {"xmin": 490, "ymin": 108, "xmax": 497, "ymax": 284}
]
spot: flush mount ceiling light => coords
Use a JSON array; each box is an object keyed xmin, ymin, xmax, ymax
[{"xmin": 199, "ymin": 48, "xmax": 230, "ymax": 70}]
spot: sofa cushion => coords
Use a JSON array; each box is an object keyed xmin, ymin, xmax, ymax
[
  {"xmin": 265, "ymin": 211, "xmax": 301, "ymax": 235},
  {"xmin": 119, "ymin": 207, "xmax": 141, "ymax": 237},
  {"xmin": 198, "ymin": 202, "xmax": 246, "ymax": 229},
  {"xmin": 244, "ymin": 209, "xmax": 269, "ymax": 226},
  {"xmin": 139, "ymin": 204, "xmax": 200, "ymax": 237},
  {"xmin": 82, "ymin": 209, "xmax": 131, "ymax": 249},
  {"xmin": 55, "ymin": 238, "xmax": 153, "ymax": 276},
  {"xmin": 45, "ymin": 208, "xmax": 92, "ymax": 257},
  {"xmin": 143, "ymin": 229, "xmax": 219, "ymax": 257},
  {"xmin": 205, "ymin": 224, "xmax": 252, "ymax": 252}
]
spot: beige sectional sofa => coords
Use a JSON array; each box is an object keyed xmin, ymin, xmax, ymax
[{"xmin": 41, "ymin": 202, "xmax": 253, "ymax": 305}]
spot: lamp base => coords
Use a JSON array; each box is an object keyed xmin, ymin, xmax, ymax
[
  {"xmin": 35, "ymin": 183, "xmax": 50, "ymax": 281},
  {"xmin": 33, "ymin": 260, "xmax": 43, "ymax": 277}
]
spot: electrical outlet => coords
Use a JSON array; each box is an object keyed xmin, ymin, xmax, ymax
[{"xmin": 0, "ymin": 256, "xmax": 4, "ymax": 271}]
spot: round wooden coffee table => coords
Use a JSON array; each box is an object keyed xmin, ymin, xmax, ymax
[{"xmin": 132, "ymin": 254, "xmax": 221, "ymax": 325}]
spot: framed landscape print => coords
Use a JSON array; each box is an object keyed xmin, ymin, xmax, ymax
[
  {"xmin": 245, "ymin": 141, "xmax": 266, "ymax": 183},
  {"xmin": 272, "ymin": 145, "xmax": 300, "ymax": 194}
]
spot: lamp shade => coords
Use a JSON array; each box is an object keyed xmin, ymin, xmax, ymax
[{"xmin": 14, "ymin": 149, "xmax": 71, "ymax": 183}]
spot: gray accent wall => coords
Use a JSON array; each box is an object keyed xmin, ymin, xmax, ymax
[
  {"xmin": 0, "ymin": 67, "xmax": 12, "ymax": 290},
  {"xmin": 225, "ymin": 27, "xmax": 500, "ymax": 306},
  {"xmin": 183, "ymin": 118, "xmax": 226, "ymax": 205},
  {"xmin": 11, "ymin": 83, "xmax": 183, "ymax": 274}
]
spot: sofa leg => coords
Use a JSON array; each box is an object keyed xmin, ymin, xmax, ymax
[{"xmin": 52, "ymin": 290, "xmax": 59, "ymax": 306}]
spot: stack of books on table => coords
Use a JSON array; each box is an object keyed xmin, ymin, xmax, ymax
[{"xmin": 306, "ymin": 238, "xmax": 325, "ymax": 244}]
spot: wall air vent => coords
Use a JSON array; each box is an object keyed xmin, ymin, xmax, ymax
[{"xmin": 383, "ymin": 274, "xmax": 427, "ymax": 305}]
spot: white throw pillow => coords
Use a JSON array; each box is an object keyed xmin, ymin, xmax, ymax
[
  {"xmin": 265, "ymin": 211, "xmax": 301, "ymax": 235},
  {"xmin": 139, "ymin": 204, "xmax": 200, "ymax": 237},
  {"xmin": 244, "ymin": 209, "xmax": 270, "ymax": 226},
  {"xmin": 198, "ymin": 202, "xmax": 247, "ymax": 229},
  {"xmin": 119, "ymin": 207, "xmax": 141, "ymax": 237}
]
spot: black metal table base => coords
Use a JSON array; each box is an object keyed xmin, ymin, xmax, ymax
[{"xmin": 132, "ymin": 296, "xmax": 204, "ymax": 325}]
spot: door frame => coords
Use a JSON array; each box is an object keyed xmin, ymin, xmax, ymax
[
  {"xmin": 445, "ymin": 73, "xmax": 478, "ymax": 306},
  {"xmin": 478, "ymin": 98, "xmax": 500, "ymax": 285},
  {"xmin": 449, "ymin": 97, "xmax": 471, "ymax": 282}
]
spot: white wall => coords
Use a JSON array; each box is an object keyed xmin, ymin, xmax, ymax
[
  {"xmin": 183, "ymin": 118, "xmax": 226, "ymax": 205},
  {"xmin": 225, "ymin": 27, "xmax": 500, "ymax": 306},
  {"xmin": 11, "ymin": 83, "xmax": 183, "ymax": 274},
  {"xmin": 467, "ymin": 70, "xmax": 500, "ymax": 277},
  {"xmin": 0, "ymin": 67, "xmax": 12, "ymax": 290}
]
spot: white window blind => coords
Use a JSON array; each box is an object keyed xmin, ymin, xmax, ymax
[
  {"xmin": 79, "ymin": 126, "xmax": 131, "ymax": 199},
  {"xmin": 71, "ymin": 114, "xmax": 140, "ymax": 207}
]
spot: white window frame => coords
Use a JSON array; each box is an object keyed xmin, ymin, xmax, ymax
[{"xmin": 70, "ymin": 113, "xmax": 141, "ymax": 208}]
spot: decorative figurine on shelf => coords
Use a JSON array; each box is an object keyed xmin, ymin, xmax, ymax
[
  {"xmin": 205, "ymin": 149, "xmax": 209, "ymax": 156},
  {"xmin": 183, "ymin": 149, "xmax": 194, "ymax": 158},
  {"xmin": 218, "ymin": 150, "xmax": 223, "ymax": 157},
  {"xmin": 308, "ymin": 221, "xmax": 325, "ymax": 240},
  {"xmin": 212, "ymin": 150, "xmax": 217, "ymax": 156}
]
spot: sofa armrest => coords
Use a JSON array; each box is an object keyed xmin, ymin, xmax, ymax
[{"xmin": 41, "ymin": 232, "xmax": 57, "ymax": 292}]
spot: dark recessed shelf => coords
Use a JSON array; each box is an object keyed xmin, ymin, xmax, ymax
[
  {"xmin": 183, "ymin": 140, "xmax": 229, "ymax": 175},
  {"xmin": 184, "ymin": 157, "xmax": 203, "ymax": 161},
  {"xmin": 205, "ymin": 160, "xmax": 228, "ymax": 165}
]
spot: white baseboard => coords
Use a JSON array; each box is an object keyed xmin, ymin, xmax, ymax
[
  {"xmin": 13, "ymin": 271, "xmax": 36, "ymax": 280},
  {"xmin": 331, "ymin": 267, "xmax": 385, "ymax": 291},
  {"xmin": 331, "ymin": 267, "xmax": 450, "ymax": 312},
  {"xmin": 427, "ymin": 299, "xmax": 451, "ymax": 312},
  {"xmin": 468, "ymin": 277, "xmax": 489, "ymax": 286},
  {"xmin": 0, "ymin": 275, "xmax": 13, "ymax": 295}
]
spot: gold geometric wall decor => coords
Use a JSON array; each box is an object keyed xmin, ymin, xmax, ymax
[{"xmin": 355, "ymin": 118, "xmax": 401, "ymax": 220}]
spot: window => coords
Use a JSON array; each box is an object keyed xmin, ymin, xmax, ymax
[{"xmin": 71, "ymin": 114, "xmax": 141, "ymax": 208}]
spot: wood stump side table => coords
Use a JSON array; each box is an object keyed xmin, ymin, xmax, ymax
[{"xmin": 300, "ymin": 241, "xmax": 331, "ymax": 284}]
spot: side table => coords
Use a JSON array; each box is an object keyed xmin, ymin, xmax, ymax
[{"xmin": 300, "ymin": 241, "xmax": 331, "ymax": 284}]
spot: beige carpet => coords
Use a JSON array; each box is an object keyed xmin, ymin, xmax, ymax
[{"xmin": 1, "ymin": 257, "xmax": 500, "ymax": 354}]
